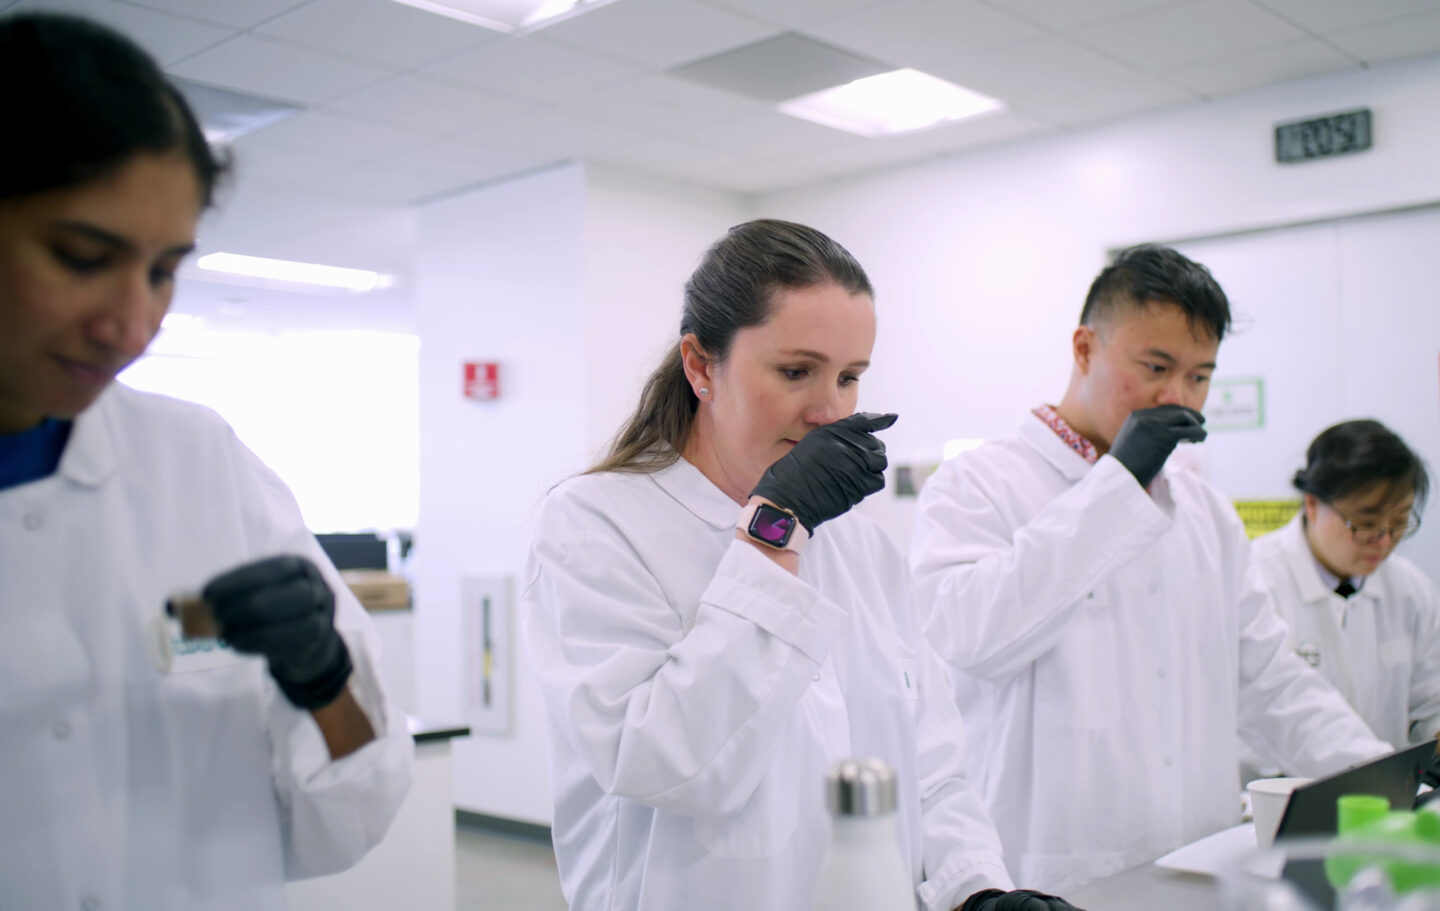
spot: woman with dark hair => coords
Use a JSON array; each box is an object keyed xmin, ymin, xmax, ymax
[
  {"xmin": 1251, "ymin": 419, "xmax": 1440, "ymax": 748},
  {"xmin": 0, "ymin": 13, "xmax": 411, "ymax": 910},
  {"xmin": 524, "ymin": 219, "xmax": 1079, "ymax": 911}
]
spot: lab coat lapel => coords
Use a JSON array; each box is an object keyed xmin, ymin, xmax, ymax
[
  {"xmin": 1016, "ymin": 415, "xmax": 1094, "ymax": 482},
  {"xmin": 56, "ymin": 389, "xmax": 119, "ymax": 489},
  {"xmin": 1278, "ymin": 515, "xmax": 1360, "ymax": 702}
]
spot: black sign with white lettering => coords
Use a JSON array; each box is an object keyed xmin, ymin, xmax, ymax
[{"xmin": 1274, "ymin": 109, "xmax": 1372, "ymax": 164}]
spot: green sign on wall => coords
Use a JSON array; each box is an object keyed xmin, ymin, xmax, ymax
[{"xmin": 1204, "ymin": 376, "xmax": 1265, "ymax": 431}]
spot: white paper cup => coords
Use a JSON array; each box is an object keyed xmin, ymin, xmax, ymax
[{"xmin": 1247, "ymin": 777, "xmax": 1312, "ymax": 848}]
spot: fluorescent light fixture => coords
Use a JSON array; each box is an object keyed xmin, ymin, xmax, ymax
[
  {"xmin": 196, "ymin": 253, "xmax": 392, "ymax": 292},
  {"xmin": 386, "ymin": 0, "xmax": 619, "ymax": 32},
  {"xmin": 779, "ymin": 68, "xmax": 1004, "ymax": 138},
  {"xmin": 942, "ymin": 438, "xmax": 986, "ymax": 460}
]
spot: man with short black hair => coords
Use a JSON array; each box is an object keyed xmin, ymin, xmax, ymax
[{"xmin": 911, "ymin": 245, "xmax": 1389, "ymax": 893}]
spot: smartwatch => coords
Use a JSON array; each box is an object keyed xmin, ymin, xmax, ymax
[{"xmin": 738, "ymin": 500, "xmax": 809, "ymax": 554}]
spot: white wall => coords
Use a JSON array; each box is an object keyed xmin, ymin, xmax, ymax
[
  {"xmin": 756, "ymin": 53, "xmax": 1440, "ymax": 565},
  {"xmin": 582, "ymin": 165, "xmax": 749, "ymax": 458},
  {"xmin": 415, "ymin": 163, "xmax": 747, "ymax": 824},
  {"xmin": 415, "ymin": 163, "xmax": 589, "ymax": 824}
]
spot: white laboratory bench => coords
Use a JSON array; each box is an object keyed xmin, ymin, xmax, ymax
[
  {"xmin": 1067, "ymin": 861, "xmax": 1219, "ymax": 911},
  {"xmin": 285, "ymin": 716, "xmax": 469, "ymax": 911}
]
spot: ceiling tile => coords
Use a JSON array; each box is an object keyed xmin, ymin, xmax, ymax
[
  {"xmin": 699, "ymin": 0, "xmax": 892, "ymax": 30},
  {"xmin": 226, "ymin": 139, "xmax": 486, "ymax": 205},
  {"xmin": 240, "ymin": 110, "xmax": 435, "ymax": 166},
  {"xmin": 388, "ymin": 136, "xmax": 555, "ymax": 183},
  {"xmin": 17, "ymin": 0, "xmax": 231, "ymax": 65},
  {"xmin": 671, "ymin": 32, "xmax": 889, "ymax": 101},
  {"xmin": 1324, "ymin": 10, "xmax": 1440, "ymax": 63},
  {"xmin": 593, "ymin": 136, "xmax": 747, "ymax": 182},
  {"xmin": 1252, "ymin": 0, "xmax": 1440, "ymax": 34},
  {"xmin": 1167, "ymin": 39, "xmax": 1359, "ymax": 97},
  {"xmin": 326, "ymin": 75, "xmax": 530, "ymax": 138},
  {"xmin": 975, "ymin": 0, "xmax": 1190, "ymax": 33},
  {"xmin": 119, "ymin": 0, "xmax": 305, "ymax": 30},
  {"xmin": 677, "ymin": 108, "xmax": 874, "ymax": 158},
  {"xmin": 558, "ymin": 74, "xmax": 766, "ymax": 135},
  {"xmin": 327, "ymin": 165, "xmax": 494, "ymax": 205},
  {"xmin": 424, "ymin": 35, "xmax": 643, "ymax": 103},
  {"xmin": 878, "ymin": 109, "xmax": 1054, "ymax": 154},
  {"xmin": 257, "ymin": 0, "xmax": 503, "ymax": 70},
  {"xmin": 760, "ymin": 111, "xmax": 1051, "ymax": 183},
  {"xmin": 697, "ymin": 154, "xmax": 846, "ymax": 193},
  {"xmin": 808, "ymin": 0, "xmax": 1044, "ymax": 68},
  {"xmin": 1072, "ymin": 1, "xmax": 1306, "ymax": 73},
  {"xmin": 540, "ymin": 0, "xmax": 780, "ymax": 70},
  {"xmin": 496, "ymin": 109, "xmax": 654, "ymax": 157},
  {"xmin": 171, "ymin": 34, "xmax": 393, "ymax": 105},
  {"xmin": 925, "ymin": 37, "xmax": 1197, "ymax": 125}
]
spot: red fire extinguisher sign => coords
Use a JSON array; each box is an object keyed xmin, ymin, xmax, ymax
[{"xmin": 463, "ymin": 362, "xmax": 500, "ymax": 401}]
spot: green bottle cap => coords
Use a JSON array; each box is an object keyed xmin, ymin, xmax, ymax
[{"xmin": 1338, "ymin": 795, "xmax": 1391, "ymax": 834}]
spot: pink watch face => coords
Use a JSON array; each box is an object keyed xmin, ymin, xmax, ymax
[{"xmin": 750, "ymin": 503, "xmax": 796, "ymax": 546}]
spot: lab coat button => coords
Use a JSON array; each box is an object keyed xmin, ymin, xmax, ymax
[
  {"xmin": 1164, "ymin": 757, "xmax": 1174, "ymax": 767},
  {"xmin": 22, "ymin": 511, "xmax": 43, "ymax": 531},
  {"xmin": 53, "ymin": 720, "xmax": 71, "ymax": 740},
  {"xmin": 1156, "ymin": 668, "xmax": 1167, "ymax": 679},
  {"xmin": 80, "ymin": 894, "xmax": 101, "ymax": 911},
  {"xmin": 812, "ymin": 673, "xmax": 822, "ymax": 682},
  {"xmin": 1148, "ymin": 582, "xmax": 1159, "ymax": 594}
]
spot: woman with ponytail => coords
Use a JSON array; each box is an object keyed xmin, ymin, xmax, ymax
[{"xmin": 522, "ymin": 219, "xmax": 1081, "ymax": 911}]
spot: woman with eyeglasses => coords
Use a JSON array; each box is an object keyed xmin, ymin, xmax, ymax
[{"xmin": 1250, "ymin": 419, "xmax": 1439, "ymax": 748}]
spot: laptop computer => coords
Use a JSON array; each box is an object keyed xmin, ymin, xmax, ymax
[{"xmin": 1275, "ymin": 739, "xmax": 1439, "ymax": 906}]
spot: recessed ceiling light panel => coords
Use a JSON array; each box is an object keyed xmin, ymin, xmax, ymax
[
  {"xmin": 386, "ymin": 0, "xmax": 619, "ymax": 33},
  {"xmin": 779, "ymin": 68, "xmax": 1005, "ymax": 138}
]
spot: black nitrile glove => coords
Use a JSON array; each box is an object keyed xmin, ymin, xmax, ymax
[
  {"xmin": 749, "ymin": 411, "xmax": 898, "ymax": 533},
  {"xmin": 203, "ymin": 555, "xmax": 353, "ymax": 711},
  {"xmin": 1108, "ymin": 404, "xmax": 1207, "ymax": 488},
  {"xmin": 959, "ymin": 888, "xmax": 1087, "ymax": 911}
]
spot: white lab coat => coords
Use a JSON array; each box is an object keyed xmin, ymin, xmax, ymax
[
  {"xmin": 1251, "ymin": 515, "xmax": 1440, "ymax": 748},
  {"xmin": 524, "ymin": 456, "xmax": 1014, "ymax": 911},
  {"xmin": 910, "ymin": 415, "xmax": 1390, "ymax": 894},
  {"xmin": 0, "ymin": 384, "xmax": 413, "ymax": 911}
]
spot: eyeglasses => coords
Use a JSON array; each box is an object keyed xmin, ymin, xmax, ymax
[{"xmin": 1323, "ymin": 502, "xmax": 1422, "ymax": 545}]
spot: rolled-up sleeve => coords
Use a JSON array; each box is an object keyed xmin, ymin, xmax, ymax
[{"xmin": 236, "ymin": 440, "xmax": 415, "ymax": 879}]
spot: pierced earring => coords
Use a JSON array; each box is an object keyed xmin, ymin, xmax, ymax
[{"xmin": 698, "ymin": 387, "xmax": 709, "ymax": 398}]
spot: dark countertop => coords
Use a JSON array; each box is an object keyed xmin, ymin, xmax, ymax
[{"xmin": 406, "ymin": 715, "xmax": 471, "ymax": 744}]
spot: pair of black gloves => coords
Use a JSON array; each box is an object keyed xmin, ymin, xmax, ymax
[
  {"xmin": 183, "ymin": 555, "xmax": 353, "ymax": 711},
  {"xmin": 748, "ymin": 404, "xmax": 1207, "ymax": 537}
]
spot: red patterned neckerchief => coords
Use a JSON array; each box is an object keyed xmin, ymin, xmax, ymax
[{"xmin": 1032, "ymin": 404, "xmax": 1098, "ymax": 465}]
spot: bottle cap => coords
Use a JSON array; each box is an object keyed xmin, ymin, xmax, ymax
[
  {"xmin": 1337, "ymin": 794, "xmax": 1390, "ymax": 834},
  {"xmin": 826, "ymin": 758, "xmax": 897, "ymax": 817}
]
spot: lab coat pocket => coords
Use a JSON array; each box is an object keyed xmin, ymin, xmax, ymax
[{"xmin": 1036, "ymin": 595, "xmax": 1121, "ymax": 731}]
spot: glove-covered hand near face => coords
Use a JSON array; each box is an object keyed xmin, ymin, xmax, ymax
[
  {"xmin": 749, "ymin": 411, "xmax": 898, "ymax": 532},
  {"xmin": 203, "ymin": 555, "xmax": 353, "ymax": 711},
  {"xmin": 1108, "ymin": 404, "xmax": 1207, "ymax": 488},
  {"xmin": 959, "ymin": 888, "xmax": 1087, "ymax": 911}
]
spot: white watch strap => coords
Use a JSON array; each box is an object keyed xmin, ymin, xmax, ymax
[{"xmin": 737, "ymin": 500, "xmax": 810, "ymax": 554}]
